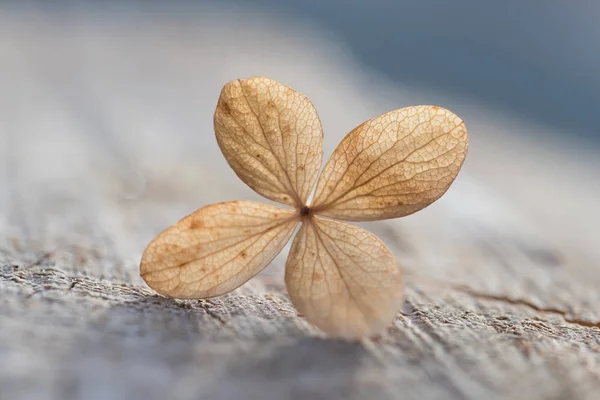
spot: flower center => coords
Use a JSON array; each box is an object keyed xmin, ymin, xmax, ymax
[{"xmin": 299, "ymin": 206, "xmax": 311, "ymax": 217}]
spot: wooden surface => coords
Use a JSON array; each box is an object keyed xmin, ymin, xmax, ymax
[{"xmin": 1, "ymin": 5, "xmax": 600, "ymax": 400}]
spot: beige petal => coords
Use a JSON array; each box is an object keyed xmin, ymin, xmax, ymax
[
  {"xmin": 311, "ymin": 105, "xmax": 468, "ymax": 221},
  {"xmin": 141, "ymin": 201, "xmax": 298, "ymax": 299},
  {"xmin": 285, "ymin": 217, "xmax": 403, "ymax": 339},
  {"xmin": 214, "ymin": 76, "xmax": 324, "ymax": 208}
]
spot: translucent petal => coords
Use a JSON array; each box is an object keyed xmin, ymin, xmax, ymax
[
  {"xmin": 285, "ymin": 217, "xmax": 403, "ymax": 339},
  {"xmin": 141, "ymin": 201, "xmax": 298, "ymax": 299},
  {"xmin": 214, "ymin": 76, "xmax": 324, "ymax": 207},
  {"xmin": 311, "ymin": 105, "xmax": 468, "ymax": 221}
]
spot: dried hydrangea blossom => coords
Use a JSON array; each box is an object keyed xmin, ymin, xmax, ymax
[{"xmin": 140, "ymin": 76, "xmax": 469, "ymax": 339}]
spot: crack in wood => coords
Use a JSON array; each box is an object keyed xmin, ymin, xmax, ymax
[
  {"xmin": 451, "ymin": 284, "xmax": 600, "ymax": 329},
  {"xmin": 66, "ymin": 279, "xmax": 78, "ymax": 292},
  {"xmin": 406, "ymin": 273, "xmax": 600, "ymax": 330},
  {"xmin": 23, "ymin": 251, "xmax": 56, "ymax": 269}
]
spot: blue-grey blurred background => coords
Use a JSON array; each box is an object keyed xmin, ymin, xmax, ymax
[
  {"xmin": 213, "ymin": 0, "xmax": 600, "ymax": 145},
  {"xmin": 20, "ymin": 0, "xmax": 600, "ymax": 143}
]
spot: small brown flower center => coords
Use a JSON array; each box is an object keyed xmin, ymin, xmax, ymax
[{"xmin": 299, "ymin": 206, "xmax": 311, "ymax": 217}]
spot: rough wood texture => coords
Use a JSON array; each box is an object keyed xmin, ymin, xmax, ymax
[{"xmin": 1, "ymin": 5, "xmax": 599, "ymax": 400}]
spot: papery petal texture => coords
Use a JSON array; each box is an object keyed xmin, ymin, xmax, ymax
[
  {"xmin": 312, "ymin": 105, "xmax": 468, "ymax": 221},
  {"xmin": 285, "ymin": 217, "xmax": 403, "ymax": 339},
  {"xmin": 214, "ymin": 76, "xmax": 324, "ymax": 207},
  {"xmin": 141, "ymin": 201, "xmax": 298, "ymax": 299}
]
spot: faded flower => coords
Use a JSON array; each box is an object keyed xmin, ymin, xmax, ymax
[{"xmin": 140, "ymin": 76, "xmax": 469, "ymax": 339}]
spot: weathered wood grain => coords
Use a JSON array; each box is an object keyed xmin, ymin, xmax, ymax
[{"xmin": 1, "ymin": 5, "xmax": 599, "ymax": 400}]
